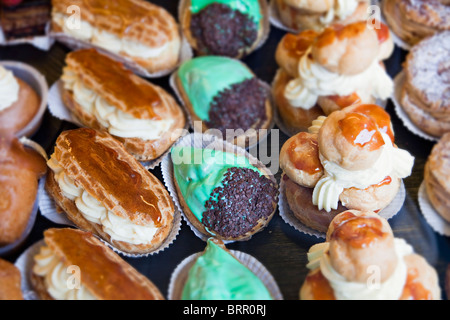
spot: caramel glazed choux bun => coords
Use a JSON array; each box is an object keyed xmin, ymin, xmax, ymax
[
  {"xmin": 300, "ymin": 210, "xmax": 441, "ymax": 300},
  {"xmin": 280, "ymin": 104, "xmax": 415, "ymax": 233},
  {"xmin": 274, "ymin": 0, "xmax": 371, "ymax": 32},
  {"xmin": 273, "ymin": 20, "xmax": 394, "ymax": 134}
]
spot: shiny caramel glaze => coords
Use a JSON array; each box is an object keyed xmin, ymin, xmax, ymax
[
  {"xmin": 282, "ymin": 30, "xmax": 319, "ymax": 58},
  {"xmin": 330, "ymin": 212, "xmax": 387, "ymax": 249},
  {"xmin": 0, "ymin": 135, "xmax": 47, "ymax": 176},
  {"xmin": 58, "ymin": 128, "xmax": 162, "ymax": 226},
  {"xmin": 305, "ymin": 270, "xmax": 336, "ymax": 300},
  {"xmin": 326, "ymin": 93, "xmax": 361, "ymax": 109},
  {"xmin": 44, "ymin": 228, "xmax": 163, "ymax": 300},
  {"xmin": 82, "ymin": 0, "xmax": 168, "ymax": 36},
  {"xmin": 400, "ymin": 267, "xmax": 433, "ymax": 300},
  {"xmin": 315, "ymin": 22, "xmax": 367, "ymax": 48},
  {"xmin": 338, "ymin": 104, "xmax": 393, "ymax": 150},
  {"xmin": 286, "ymin": 132, "xmax": 323, "ymax": 174},
  {"xmin": 68, "ymin": 49, "xmax": 161, "ymax": 119}
]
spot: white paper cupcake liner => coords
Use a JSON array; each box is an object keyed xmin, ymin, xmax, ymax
[
  {"xmin": 37, "ymin": 174, "xmax": 182, "ymax": 258},
  {"xmin": 167, "ymin": 249, "xmax": 283, "ymax": 300},
  {"xmin": 0, "ymin": 22, "xmax": 54, "ymax": 51},
  {"xmin": 392, "ymin": 72, "xmax": 439, "ymax": 142},
  {"xmin": 418, "ymin": 182, "xmax": 450, "ymax": 237},
  {"xmin": 161, "ymin": 132, "xmax": 278, "ymax": 244},
  {"xmin": 47, "ymin": 79, "xmax": 188, "ymax": 169},
  {"xmin": 14, "ymin": 239, "xmax": 43, "ymax": 300},
  {"xmin": 0, "ymin": 61, "xmax": 49, "ymax": 138},
  {"xmin": 168, "ymin": 68, "xmax": 275, "ymax": 150},
  {"xmin": 278, "ymin": 177, "xmax": 406, "ymax": 239}
]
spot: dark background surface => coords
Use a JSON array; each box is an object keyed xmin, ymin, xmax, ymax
[{"xmin": 0, "ymin": 0, "xmax": 449, "ymax": 300}]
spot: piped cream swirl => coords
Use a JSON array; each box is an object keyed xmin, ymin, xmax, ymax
[{"xmin": 32, "ymin": 245, "xmax": 97, "ymax": 300}]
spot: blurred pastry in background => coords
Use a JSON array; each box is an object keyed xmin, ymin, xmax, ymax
[
  {"xmin": 0, "ymin": 64, "xmax": 41, "ymax": 135},
  {"xmin": 273, "ymin": 21, "xmax": 394, "ymax": 134},
  {"xmin": 31, "ymin": 228, "xmax": 165, "ymax": 300},
  {"xmin": 424, "ymin": 132, "xmax": 450, "ymax": 223},
  {"xmin": 60, "ymin": 49, "xmax": 185, "ymax": 161},
  {"xmin": 180, "ymin": 0, "xmax": 270, "ymax": 58},
  {"xmin": 273, "ymin": 0, "xmax": 370, "ymax": 32},
  {"xmin": 174, "ymin": 55, "xmax": 272, "ymax": 148},
  {"xmin": 300, "ymin": 210, "xmax": 441, "ymax": 300},
  {"xmin": 0, "ymin": 258, "xmax": 23, "ymax": 300},
  {"xmin": 50, "ymin": 0, "xmax": 181, "ymax": 74},
  {"xmin": 0, "ymin": 135, "xmax": 47, "ymax": 246},
  {"xmin": 382, "ymin": 0, "xmax": 450, "ymax": 46},
  {"xmin": 0, "ymin": 0, "xmax": 50, "ymax": 40},
  {"xmin": 280, "ymin": 104, "xmax": 414, "ymax": 233},
  {"xmin": 400, "ymin": 31, "xmax": 450, "ymax": 138}
]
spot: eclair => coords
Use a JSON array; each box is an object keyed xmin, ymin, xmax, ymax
[
  {"xmin": 45, "ymin": 128, "xmax": 176, "ymax": 255},
  {"xmin": 273, "ymin": 21, "xmax": 394, "ymax": 134},
  {"xmin": 174, "ymin": 56, "xmax": 272, "ymax": 148},
  {"xmin": 171, "ymin": 145, "xmax": 278, "ymax": 241},
  {"xmin": 181, "ymin": 238, "xmax": 273, "ymax": 300},
  {"xmin": 0, "ymin": 258, "xmax": 24, "ymax": 300},
  {"xmin": 60, "ymin": 49, "xmax": 186, "ymax": 161},
  {"xmin": 273, "ymin": 0, "xmax": 370, "ymax": 32},
  {"xmin": 31, "ymin": 228, "xmax": 165, "ymax": 300},
  {"xmin": 300, "ymin": 210, "xmax": 441, "ymax": 300},
  {"xmin": 280, "ymin": 104, "xmax": 415, "ymax": 233},
  {"xmin": 0, "ymin": 136, "xmax": 47, "ymax": 246},
  {"xmin": 180, "ymin": 0, "xmax": 269, "ymax": 58},
  {"xmin": 51, "ymin": 0, "xmax": 182, "ymax": 74}
]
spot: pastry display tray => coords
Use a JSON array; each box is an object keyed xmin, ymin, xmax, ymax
[{"xmin": 0, "ymin": 0, "xmax": 448, "ymax": 300}]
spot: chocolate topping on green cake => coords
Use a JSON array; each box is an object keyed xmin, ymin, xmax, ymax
[{"xmin": 202, "ymin": 167, "xmax": 278, "ymax": 238}]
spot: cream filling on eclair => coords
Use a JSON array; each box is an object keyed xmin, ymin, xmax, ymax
[
  {"xmin": 52, "ymin": 13, "xmax": 170, "ymax": 59},
  {"xmin": 311, "ymin": 131, "xmax": 415, "ymax": 212},
  {"xmin": 47, "ymin": 156, "xmax": 159, "ymax": 245},
  {"xmin": 61, "ymin": 67, "xmax": 173, "ymax": 141},
  {"xmin": 306, "ymin": 238, "xmax": 413, "ymax": 300},
  {"xmin": 32, "ymin": 245, "xmax": 97, "ymax": 300},
  {"xmin": 284, "ymin": 47, "xmax": 393, "ymax": 110},
  {"xmin": 0, "ymin": 65, "xmax": 20, "ymax": 111}
]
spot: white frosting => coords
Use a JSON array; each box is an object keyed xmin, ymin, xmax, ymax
[
  {"xmin": 53, "ymin": 13, "xmax": 168, "ymax": 59},
  {"xmin": 320, "ymin": 0, "xmax": 359, "ymax": 25},
  {"xmin": 32, "ymin": 245, "xmax": 97, "ymax": 300},
  {"xmin": 312, "ymin": 132, "xmax": 415, "ymax": 212},
  {"xmin": 0, "ymin": 65, "xmax": 20, "ymax": 111},
  {"xmin": 47, "ymin": 156, "xmax": 158, "ymax": 245},
  {"xmin": 284, "ymin": 47, "xmax": 393, "ymax": 110},
  {"xmin": 306, "ymin": 238, "xmax": 413, "ymax": 300},
  {"xmin": 61, "ymin": 68, "xmax": 173, "ymax": 140}
]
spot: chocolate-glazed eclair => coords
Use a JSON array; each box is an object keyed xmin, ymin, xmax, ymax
[
  {"xmin": 171, "ymin": 145, "xmax": 278, "ymax": 241},
  {"xmin": 180, "ymin": 0, "xmax": 269, "ymax": 58},
  {"xmin": 45, "ymin": 128, "xmax": 175, "ymax": 255},
  {"xmin": 61, "ymin": 49, "xmax": 185, "ymax": 161},
  {"xmin": 31, "ymin": 228, "xmax": 165, "ymax": 300},
  {"xmin": 174, "ymin": 56, "xmax": 272, "ymax": 148}
]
